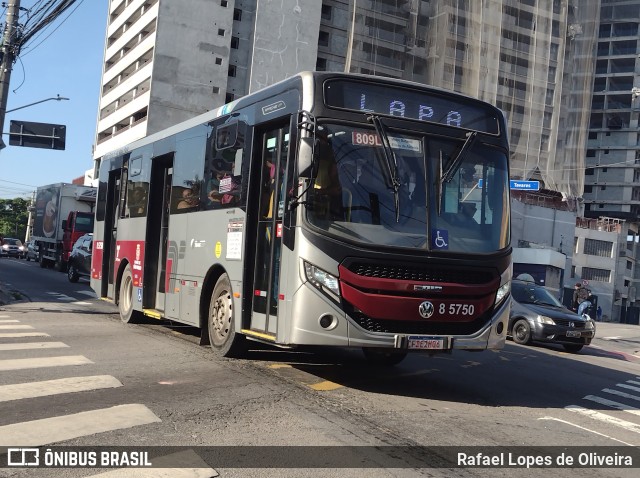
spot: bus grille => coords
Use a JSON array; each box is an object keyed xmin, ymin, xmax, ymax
[
  {"xmin": 348, "ymin": 263, "xmax": 494, "ymax": 284},
  {"xmin": 350, "ymin": 312, "xmax": 490, "ymax": 336}
]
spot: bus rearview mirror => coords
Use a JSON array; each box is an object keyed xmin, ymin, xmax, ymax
[{"xmin": 298, "ymin": 137, "xmax": 316, "ymax": 178}]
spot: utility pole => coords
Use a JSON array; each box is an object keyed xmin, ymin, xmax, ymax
[{"xmin": 0, "ymin": 0, "xmax": 22, "ymax": 148}]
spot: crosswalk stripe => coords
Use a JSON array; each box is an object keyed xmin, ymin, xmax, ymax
[
  {"xmin": 629, "ymin": 380, "xmax": 640, "ymax": 387},
  {"xmin": 0, "ymin": 320, "xmax": 19, "ymax": 323},
  {"xmin": 89, "ymin": 450, "xmax": 218, "ymax": 477},
  {"xmin": 0, "ymin": 325, "xmax": 33, "ymax": 330},
  {"xmin": 618, "ymin": 383, "xmax": 640, "ymax": 394},
  {"xmin": 0, "ymin": 332, "xmax": 50, "ymax": 338},
  {"xmin": 0, "ymin": 355, "xmax": 93, "ymax": 371},
  {"xmin": 603, "ymin": 388, "xmax": 640, "ymax": 404},
  {"xmin": 583, "ymin": 395, "xmax": 640, "ymax": 416},
  {"xmin": 0, "ymin": 404, "xmax": 161, "ymax": 446},
  {"xmin": 0, "ymin": 376, "xmax": 122, "ymax": 402},
  {"xmin": 0, "ymin": 342, "xmax": 69, "ymax": 351},
  {"xmin": 566, "ymin": 405, "xmax": 640, "ymax": 434},
  {"xmin": 0, "ymin": 315, "xmax": 9, "ymax": 318}
]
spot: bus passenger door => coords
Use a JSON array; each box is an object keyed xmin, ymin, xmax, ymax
[
  {"xmin": 144, "ymin": 154, "xmax": 174, "ymax": 312},
  {"xmin": 250, "ymin": 126, "xmax": 289, "ymax": 335},
  {"xmin": 101, "ymin": 168, "xmax": 122, "ymax": 299}
]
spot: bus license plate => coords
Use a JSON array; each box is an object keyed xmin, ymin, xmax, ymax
[
  {"xmin": 566, "ymin": 330, "xmax": 582, "ymax": 338},
  {"xmin": 408, "ymin": 336, "xmax": 448, "ymax": 350}
]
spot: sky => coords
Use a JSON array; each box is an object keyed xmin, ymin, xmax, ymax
[{"xmin": 0, "ymin": 0, "xmax": 107, "ymax": 199}]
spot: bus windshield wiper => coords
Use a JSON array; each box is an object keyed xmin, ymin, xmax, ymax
[
  {"xmin": 437, "ymin": 131, "xmax": 477, "ymax": 215},
  {"xmin": 367, "ymin": 115, "xmax": 401, "ymax": 222}
]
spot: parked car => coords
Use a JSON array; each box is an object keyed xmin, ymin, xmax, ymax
[
  {"xmin": 67, "ymin": 233, "xmax": 93, "ymax": 283},
  {"xmin": 1, "ymin": 238, "xmax": 24, "ymax": 258},
  {"xmin": 509, "ymin": 278, "xmax": 596, "ymax": 353},
  {"xmin": 23, "ymin": 240, "xmax": 39, "ymax": 261}
]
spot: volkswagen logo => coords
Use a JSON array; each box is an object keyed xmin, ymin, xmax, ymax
[{"xmin": 419, "ymin": 301, "xmax": 435, "ymax": 319}]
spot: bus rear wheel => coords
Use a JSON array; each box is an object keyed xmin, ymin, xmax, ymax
[
  {"xmin": 119, "ymin": 265, "xmax": 142, "ymax": 323},
  {"xmin": 208, "ymin": 274, "xmax": 246, "ymax": 358},
  {"xmin": 362, "ymin": 348, "xmax": 407, "ymax": 366}
]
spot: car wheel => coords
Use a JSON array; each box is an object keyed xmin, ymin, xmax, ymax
[
  {"xmin": 207, "ymin": 273, "xmax": 246, "ymax": 357},
  {"xmin": 362, "ymin": 348, "xmax": 407, "ymax": 366},
  {"xmin": 67, "ymin": 263, "xmax": 79, "ymax": 283},
  {"xmin": 563, "ymin": 344, "xmax": 583, "ymax": 353},
  {"xmin": 118, "ymin": 265, "xmax": 143, "ymax": 323},
  {"xmin": 512, "ymin": 319, "xmax": 532, "ymax": 345}
]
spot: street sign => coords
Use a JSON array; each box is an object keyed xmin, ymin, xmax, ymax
[{"xmin": 9, "ymin": 120, "xmax": 66, "ymax": 150}]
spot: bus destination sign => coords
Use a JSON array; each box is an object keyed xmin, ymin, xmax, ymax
[{"xmin": 324, "ymin": 79, "xmax": 500, "ymax": 134}]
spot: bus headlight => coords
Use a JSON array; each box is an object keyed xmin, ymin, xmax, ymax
[
  {"xmin": 304, "ymin": 261, "xmax": 340, "ymax": 298},
  {"xmin": 494, "ymin": 281, "xmax": 510, "ymax": 306}
]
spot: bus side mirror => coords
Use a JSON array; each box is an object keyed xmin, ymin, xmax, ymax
[{"xmin": 298, "ymin": 137, "xmax": 316, "ymax": 178}]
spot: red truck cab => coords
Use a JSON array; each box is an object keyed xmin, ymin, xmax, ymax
[{"xmin": 62, "ymin": 211, "xmax": 94, "ymax": 263}]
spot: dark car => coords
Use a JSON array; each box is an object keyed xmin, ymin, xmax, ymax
[
  {"xmin": 23, "ymin": 240, "xmax": 38, "ymax": 261},
  {"xmin": 67, "ymin": 233, "xmax": 93, "ymax": 283},
  {"xmin": 508, "ymin": 279, "xmax": 596, "ymax": 353},
  {"xmin": 1, "ymin": 238, "xmax": 24, "ymax": 258}
]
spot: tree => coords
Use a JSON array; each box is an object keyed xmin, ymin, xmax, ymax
[{"xmin": 0, "ymin": 198, "xmax": 29, "ymax": 239}]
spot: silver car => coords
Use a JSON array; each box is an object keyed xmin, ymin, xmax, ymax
[{"xmin": 508, "ymin": 279, "xmax": 596, "ymax": 353}]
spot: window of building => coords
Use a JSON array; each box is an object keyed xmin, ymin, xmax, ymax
[
  {"xmin": 218, "ymin": 28, "xmax": 225, "ymax": 36},
  {"xmin": 570, "ymin": 265, "xmax": 575, "ymax": 278},
  {"xmin": 574, "ymin": 236, "xmax": 579, "ymax": 253},
  {"xmin": 225, "ymin": 93, "xmax": 235, "ymax": 103},
  {"xmin": 588, "ymin": 132, "xmax": 598, "ymax": 140},
  {"xmin": 602, "ymin": 167, "xmax": 607, "ymax": 172},
  {"xmin": 228, "ymin": 65, "xmax": 236, "ymax": 77},
  {"xmin": 584, "ymin": 238, "xmax": 613, "ymax": 257},
  {"xmin": 215, "ymin": 57, "xmax": 222, "ymax": 65},
  {"xmin": 584, "ymin": 185, "xmax": 593, "ymax": 193},
  {"xmin": 321, "ymin": 4, "xmax": 332, "ymax": 19},
  {"xmin": 318, "ymin": 31, "xmax": 329, "ymax": 47},
  {"xmin": 316, "ymin": 57, "xmax": 327, "ymax": 71},
  {"xmin": 599, "ymin": 204, "xmax": 605, "ymax": 208},
  {"xmin": 599, "ymin": 24, "xmax": 611, "ymax": 38},
  {"xmin": 233, "ymin": 8, "xmax": 242, "ymax": 21},
  {"xmin": 582, "ymin": 267, "xmax": 611, "ymax": 282},
  {"xmin": 627, "ymin": 260, "xmax": 633, "ymax": 270},
  {"xmin": 586, "ymin": 149, "xmax": 596, "ymax": 157},
  {"xmin": 212, "ymin": 86, "xmax": 220, "ymax": 94},
  {"xmin": 221, "ymin": 0, "xmax": 228, "ymax": 6},
  {"xmin": 585, "ymin": 168, "xmax": 595, "ymax": 175},
  {"xmin": 231, "ymin": 36, "xmax": 239, "ymax": 49},
  {"xmin": 613, "ymin": 22, "xmax": 638, "ymax": 37}
]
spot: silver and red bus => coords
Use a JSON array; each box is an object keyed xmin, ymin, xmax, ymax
[{"xmin": 91, "ymin": 72, "xmax": 512, "ymax": 365}]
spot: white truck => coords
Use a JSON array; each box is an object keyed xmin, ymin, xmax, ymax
[{"xmin": 32, "ymin": 183, "xmax": 96, "ymax": 271}]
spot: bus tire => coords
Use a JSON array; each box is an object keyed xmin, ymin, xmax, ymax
[
  {"xmin": 119, "ymin": 265, "xmax": 142, "ymax": 323},
  {"xmin": 362, "ymin": 348, "xmax": 407, "ymax": 366},
  {"xmin": 208, "ymin": 273, "xmax": 246, "ymax": 358}
]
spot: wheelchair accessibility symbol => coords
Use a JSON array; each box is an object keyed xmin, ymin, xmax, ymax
[
  {"xmin": 432, "ymin": 229, "xmax": 449, "ymax": 249},
  {"xmin": 137, "ymin": 288, "xmax": 142, "ymax": 302}
]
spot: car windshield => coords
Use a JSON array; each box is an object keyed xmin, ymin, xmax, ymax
[
  {"xmin": 512, "ymin": 281, "xmax": 562, "ymax": 307},
  {"xmin": 3, "ymin": 238, "xmax": 21, "ymax": 246},
  {"xmin": 305, "ymin": 123, "xmax": 510, "ymax": 253}
]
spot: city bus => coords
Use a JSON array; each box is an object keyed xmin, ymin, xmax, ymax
[{"xmin": 91, "ymin": 71, "xmax": 512, "ymax": 365}]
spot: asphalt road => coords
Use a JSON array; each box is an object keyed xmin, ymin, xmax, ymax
[{"xmin": 1, "ymin": 257, "xmax": 640, "ymax": 477}]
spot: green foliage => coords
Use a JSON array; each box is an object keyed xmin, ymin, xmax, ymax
[{"xmin": 0, "ymin": 198, "xmax": 30, "ymax": 240}]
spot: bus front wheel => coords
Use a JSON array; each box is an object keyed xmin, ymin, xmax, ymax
[
  {"xmin": 208, "ymin": 274, "xmax": 246, "ymax": 358},
  {"xmin": 119, "ymin": 265, "xmax": 142, "ymax": 323}
]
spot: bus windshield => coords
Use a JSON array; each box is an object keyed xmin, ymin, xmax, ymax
[{"xmin": 306, "ymin": 123, "xmax": 510, "ymax": 253}]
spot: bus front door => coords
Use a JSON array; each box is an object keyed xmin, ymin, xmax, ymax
[
  {"xmin": 102, "ymin": 168, "xmax": 122, "ymax": 299},
  {"xmin": 250, "ymin": 126, "xmax": 289, "ymax": 336}
]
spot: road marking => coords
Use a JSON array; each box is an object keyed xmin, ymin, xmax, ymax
[
  {"xmin": 539, "ymin": 416, "xmax": 635, "ymax": 446},
  {"xmin": 0, "ymin": 325, "xmax": 33, "ymax": 330},
  {"xmin": 0, "ymin": 355, "xmax": 93, "ymax": 371},
  {"xmin": 0, "ymin": 404, "xmax": 161, "ymax": 447},
  {"xmin": 0, "ymin": 375, "xmax": 122, "ymax": 402},
  {"xmin": 602, "ymin": 336, "xmax": 622, "ymax": 340},
  {"xmin": 603, "ymin": 389, "xmax": 640, "ymax": 404},
  {"xmin": 583, "ymin": 395, "xmax": 640, "ymax": 416},
  {"xmin": 46, "ymin": 292, "xmax": 76, "ymax": 301},
  {"xmin": 0, "ymin": 319, "xmax": 19, "ymax": 323},
  {"xmin": 89, "ymin": 450, "xmax": 218, "ymax": 477},
  {"xmin": 0, "ymin": 315, "xmax": 10, "ymax": 318},
  {"xmin": 618, "ymin": 383, "xmax": 640, "ymax": 394},
  {"xmin": 0, "ymin": 342, "xmax": 68, "ymax": 351},
  {"xmin": 0, "ymin": 332, "xmax": 50, "ymax": 338},
  {"xmin": 73, "ymin": 301, "xmax": 92, "ymax": 305},
  {"xmin": 629, "ymin": 380, "xmax": 640, "ymax": 386},
  {"xmin": 308, "ymin": 380, "xmax": 343, "ymax": 391},
  {"xmin": 565, "ymin": 405, "xmax": 640, "ymax": 434}
]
